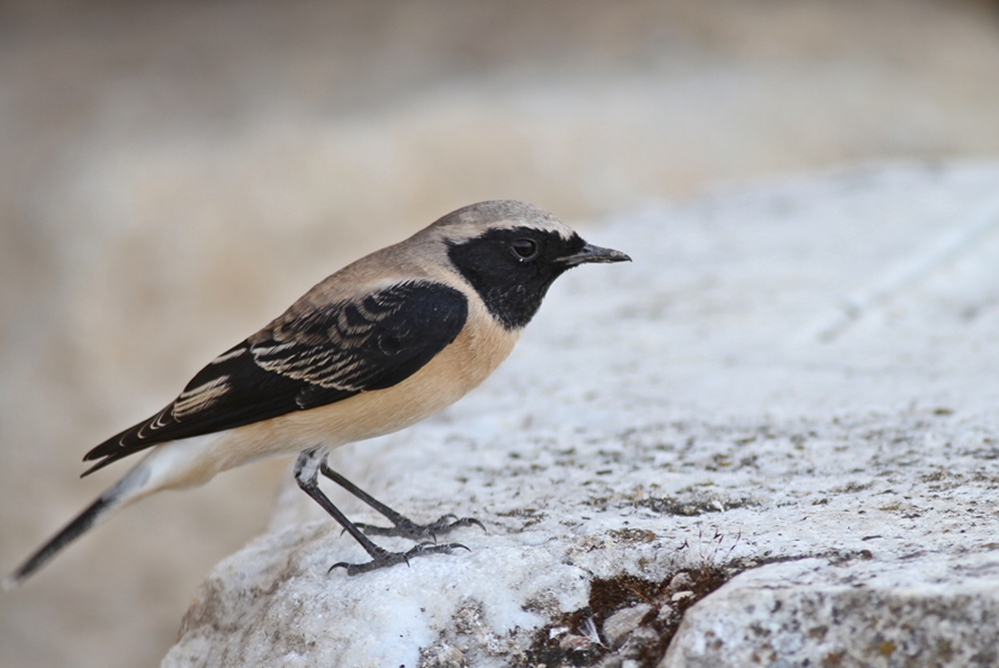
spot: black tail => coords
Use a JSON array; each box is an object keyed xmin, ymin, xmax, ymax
[{"xmin": 4, "ymin": 494, "xmax": 115, "ymax": 590}]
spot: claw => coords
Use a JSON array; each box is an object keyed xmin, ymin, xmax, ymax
[
  {"xmin": 328, "ymin": 542, "xmax": 469, "ymax": 576},
  {"xmin": 353, "ymin": 514, "xmax": 486, "ymax": 540},
  {"xmin": 450, "ymin": 517, "xmax": 486, "ymax": 533}
]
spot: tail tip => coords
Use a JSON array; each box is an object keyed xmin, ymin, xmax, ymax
[{"xmin": 2, "ymin": 573, "xmax": 23, "ymax": 592}]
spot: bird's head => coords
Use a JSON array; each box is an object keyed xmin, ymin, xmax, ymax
[{"xmin": 432, "ymin": 200, "xmax": 630, "ymax": 330}]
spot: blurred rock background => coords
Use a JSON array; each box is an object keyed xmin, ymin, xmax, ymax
[{"xmin": 1, "ymin": 1, "xmax": 999, "ymax": 667}]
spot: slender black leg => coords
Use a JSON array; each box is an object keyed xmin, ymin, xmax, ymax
[
  {"xmin": 319, "ymin": 460, "xmax": 485, "ymax": 540},
  {"xmin": 294, "ymin": 449, "xmax": 469, "ymax": 575}
]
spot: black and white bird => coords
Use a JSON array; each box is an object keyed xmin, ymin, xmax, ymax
[{"xmin": 4, "ymin": 200, "xmax": 629, "ymax": 588}]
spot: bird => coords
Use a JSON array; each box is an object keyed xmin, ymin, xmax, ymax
[{"xmin": 4, "ymin": 200, "xmax": 630, "ymax": 589}]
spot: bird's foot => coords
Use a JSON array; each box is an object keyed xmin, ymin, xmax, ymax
[
  {"xmin": 353, "ymin": 514, "xmax": 485, "ymax": 540},
  {"xmin": 328, "ymin": 541, "xmax": 470, "ymax": 576}
]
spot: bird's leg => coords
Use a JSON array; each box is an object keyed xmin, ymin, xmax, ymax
[
  {"xmin": 319, "ymin": 460, "xmax": 485, "ymax": 540},
  {"xmin": 294, "ymin": 449, "xmax": 468, "ymax": 575}
]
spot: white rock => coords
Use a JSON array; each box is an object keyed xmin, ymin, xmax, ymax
[
  {"xmin": 602, "ymin": 603, "xmax": 653, "ymax": 649},
  {"xmin": 659, "ymin": 554, "xmax": 999, "ymax": 668},
  {"xmin": 164, "ymin": 163, "xmax": 999, "ymax": 667},
  {"xmin": 667, "ymin": 572, "xmax": 693, "ymax": 593}
]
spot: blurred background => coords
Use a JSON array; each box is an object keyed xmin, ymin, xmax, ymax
[{"xmin": 2, "ymin": 1, "xmax": 999, "ymax": 666}]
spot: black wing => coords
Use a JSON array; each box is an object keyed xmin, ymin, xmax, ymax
[{"xmin": 82, "ymin": 281, "xmax": 468, "ymax": 475}]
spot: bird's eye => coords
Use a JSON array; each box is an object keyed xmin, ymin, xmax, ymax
[{"xmin": 510, "ymin": 238, "xmax": 539, "ymax": 260}]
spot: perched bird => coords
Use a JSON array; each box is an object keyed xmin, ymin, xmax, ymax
[{"xmin": 4, "ymin": 200, "xmax": 629, "ymax": 588}]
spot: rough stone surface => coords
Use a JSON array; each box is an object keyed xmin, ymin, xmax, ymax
[
  {"xmin": 162, "ymin": 163, "xmax": 999, "ymax": 667},
  {"xmin": 604, "ymin": 604, "xmax": 654, "ymax": 649},
  {"xmin": 660, "ymin": 555, "xmax": 999, "ymax": 668}
]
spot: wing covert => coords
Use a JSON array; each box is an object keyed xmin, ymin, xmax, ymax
[{"xmin": 82, "ymin": 281, "xmax": 468, "ymax": 474}]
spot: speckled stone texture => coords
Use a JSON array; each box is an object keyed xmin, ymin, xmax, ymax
[
  {"xmin": 660, "ymin": 556, "xmax": 999, "ymax": 668},
  {"xmin": 164, "ymin": 164, "xmax": 999, "ymax": 667}
]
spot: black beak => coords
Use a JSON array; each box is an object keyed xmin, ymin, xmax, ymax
[{"xmin": 560, "ymin": 242, "xmax": 632, "ymax": 267}]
